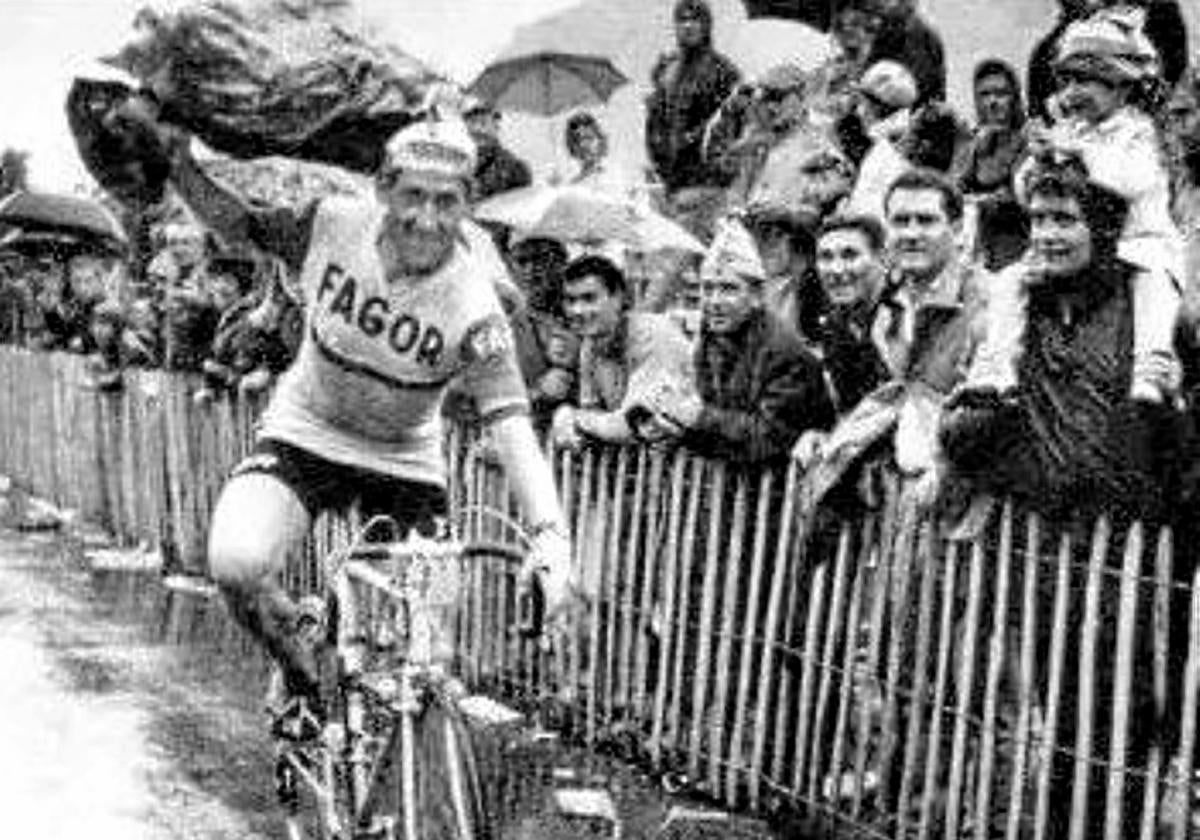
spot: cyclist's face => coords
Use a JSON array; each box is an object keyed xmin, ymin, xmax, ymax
[{"xmin": 375, "ymin": 169, "xmax": 469, "ymax": 277}]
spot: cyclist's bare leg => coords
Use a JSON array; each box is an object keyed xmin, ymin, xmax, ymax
[{"xmin": 207, "ymin": 471, "xmax": 318, "ymax": 703}]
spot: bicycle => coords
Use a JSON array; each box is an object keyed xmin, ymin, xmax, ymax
[{"xmin": 268, "ymin": 512, "xmax": 545, "ymax": 840}]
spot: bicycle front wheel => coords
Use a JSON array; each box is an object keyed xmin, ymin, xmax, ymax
[{"xmin": 361, "ymin": 689, "xmax": 491, "ymax": 840}]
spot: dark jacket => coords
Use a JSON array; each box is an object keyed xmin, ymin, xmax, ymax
[
  {"xmin": 472, "ymin": 139, "xmax": 532, "ymax": 202},
  {"xmin": 867, "ymin": 10, "xmax": 946, "ymax": 105},
  {"xmin": 942, "ymin": 257, "xmax": 1179, "ymax": 521},
  {"xmin": 645, "ymin": 45, "xmax": 741, "ymax": 192},
  {"xmin": 1027, "ymin": 13, "xmax": 1076, "ymax": 123},
  {"xmin": 684, "ymin": 307, "xmax": 834, "ymax": 464},
  {"xmin": 809, "ymin": 305, "xmax": 890, "ymax": 416}
]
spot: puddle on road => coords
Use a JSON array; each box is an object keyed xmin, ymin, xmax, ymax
[
  {"xmin": 56, "ymin": 648, "xmax": 125, "ymax": 693},
  {"xmin": 34, "ymin": 546, "xmax": 745, "ymax": 840}
]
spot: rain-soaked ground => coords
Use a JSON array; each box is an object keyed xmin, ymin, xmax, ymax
[{"xmin": 0, "ymin": 515, "xmax": 782, "ymax": 840}]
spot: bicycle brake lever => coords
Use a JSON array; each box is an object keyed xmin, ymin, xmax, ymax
[{"xmin": 517, "ymin": 574, "xmax": 546, "ymax": 640}]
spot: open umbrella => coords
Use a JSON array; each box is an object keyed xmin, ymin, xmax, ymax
[
  {"xmin": 742, "ymin": 0, "xmax": 848, "ymax": 32},
  {"xmin": 0, "ymin": 228, "xmax": 123, "ymax": 259},
  {"xmin": 466, "ymin": 52, "xmax": 628, "ymax": 117},
  {"xmin": 474, "ymin": 184, "xmax": 705, "ymax": 253},
  {"xmin": 725, "ymin": 19, "xmax": 838, "ymax": 80},
  {"xmin": 0, "ymin": 191, "xmax": 127, "ymax": 251}
]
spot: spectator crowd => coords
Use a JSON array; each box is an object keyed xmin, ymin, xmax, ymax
[{"xmin": 0, "ymin": 0, "xmax": 1198, "ymax": 833}]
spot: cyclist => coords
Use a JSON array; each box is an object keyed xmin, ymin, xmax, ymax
[{"xmin": 150, "ymin": 108, "xmax": 576, "ymax": 713}]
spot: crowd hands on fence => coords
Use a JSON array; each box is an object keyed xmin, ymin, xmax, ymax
[
  {"xmin": 8, "ymin": 0, "xmax": 1200, "ymax": 528},
  {"xmin": 474, "ymin": 0, "xmax": 1200, "ymax": 530}
]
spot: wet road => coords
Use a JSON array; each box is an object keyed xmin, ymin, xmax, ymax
[
  {"xmin": 0, "ymin": 523, "xmax": 764, "ymax": 840},
  {"xmin": 0, "ymin": 528, "xmax": 276, "ymax": 839}
]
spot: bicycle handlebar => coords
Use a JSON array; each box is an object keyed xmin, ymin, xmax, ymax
[{"xmin": 340, "ymin": 538, "xmax": 547, "ymax": 640}]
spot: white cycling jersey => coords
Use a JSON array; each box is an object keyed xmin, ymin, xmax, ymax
[{"xmin": 258, "ymin": 197, "xmax": 528, "ymax": 486}]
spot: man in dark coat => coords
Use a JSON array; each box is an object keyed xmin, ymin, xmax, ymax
[
  {"xmin": 644, "ymin": 0, "xmax": 742, "ymax": 195},
  {"xmin": 865, "ymin": 0, "xmax": 946, "ymax": 105},
  {"xmin": 464, "ymin": 99, "xmax": 532, "ymax": 202},
  {"xmin": 639, "ymin": 218, "xmax": 834, "ymax": 464}
]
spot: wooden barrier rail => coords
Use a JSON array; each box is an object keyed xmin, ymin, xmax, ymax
[{"xmin": 0, "ymin": 347, "xmax": 1196, "ymax": 838}]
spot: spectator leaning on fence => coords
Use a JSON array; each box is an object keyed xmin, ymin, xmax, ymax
[
  {"xmin": 797, "ymin": 168, "xmax": 986, "ymax": 513},
  {"xmin": 940, "ymin": 149, "xmax": 1193, "ymax": 839},
  {"xmin": 550, "ymin": 254, "xmax": 695, "ymax": 448},
  {"xmin": 743, "ymin": 204, "xmax": 824, "ymax": 341},
  {"xmin": 503, "ymin": 237, "xmax": 578, "ymax": 431},
  {"xmin": 804, "ymin": 213, "xmax": 891, "ymax": 416},
  {"xmin": 629, "ymin": 217, "xmax": 834, "ymax": 463},
  {"xmin": 944, "ymin": 150, "xmax": 1187, "ymax": 521},
  {"xmin": 986, "ymin": 7, "xmax": 1187, "ymax": 406}
]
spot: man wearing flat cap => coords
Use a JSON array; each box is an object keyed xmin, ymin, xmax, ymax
[{"xmin": 146, "ymin": 109, "xmax": 576, "ymax": 716}]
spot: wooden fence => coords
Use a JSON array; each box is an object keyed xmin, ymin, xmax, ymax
[{"xmin": 0, "ymin": 347, "xmax": 1196, "ymax": 838}]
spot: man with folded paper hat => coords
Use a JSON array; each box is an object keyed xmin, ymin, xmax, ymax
[
  {"xmin": 150, "ymin": 108, "xmax": 577, "ymax": 715},
  {"xmin": 632, "ymin": 216, "xmax": 833, "ymax": 464}
]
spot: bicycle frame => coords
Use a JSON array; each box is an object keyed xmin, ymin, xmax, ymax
[{"xmin": 273, "ymin": 532, "xmax": 487, "ymax": 840}]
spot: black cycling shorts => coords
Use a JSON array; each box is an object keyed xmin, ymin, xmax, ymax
[{"xmin": 230, "ymin": 437, "xmax": 448, "ymax": 534}]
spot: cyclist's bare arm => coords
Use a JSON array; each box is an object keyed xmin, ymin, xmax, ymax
[
  {"xmin": 488, "ymin": 415, "xmax": 567, "ymax": 533},
  {"xmin": 167, "ymin": 137, "xmax": 316, "ymax": 276},
  {"xmin": 460, "ymin": 315, "xmax": 575, "ymax": 611}
]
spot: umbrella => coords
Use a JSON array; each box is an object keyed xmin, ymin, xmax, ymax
[
  {"xmin": 0, "ymin": 191, "xmax": 127, "ymax": 250},
  {"xmin": 466, "ymin": 52, "xmax": 629, "ymax": 117},
  {"xmin": 742, "ymin": 0, "xmax": 847, "ymax": 32},
  {"xmin": 0, "ymin": 228, "xmax": 121, "ymax": 259},
  {"xmin": 474, "ymin": 184, "xmax": 705, "ymax": 254},
  {"xmin": 725, "ymin": 19, "xmax": 838, "ymax": 80}
]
